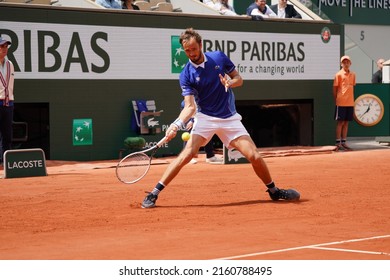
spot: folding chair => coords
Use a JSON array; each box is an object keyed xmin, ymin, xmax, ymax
[
  {"xmin": 132, "ymin": 100, "xmax": 163, "ymax": 134},
  {"xmin": 149, "ymin": 0, "xmax": 166, "ymax": 6},
  {"xmin": 134, "ymin": 1, "xmax": 152, "ymax": 10}
]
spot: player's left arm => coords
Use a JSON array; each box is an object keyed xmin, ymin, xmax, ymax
[
  {"xmin": 219, "ymin": 69, "xmax": 243, "ymax": 90},
  {"xmin": 217, "ymin": 52, "xmax": 243, "ymax": 90},
  {"xmin": 227, "ymin": 69, "xmax": 243, "ymax": 88}
]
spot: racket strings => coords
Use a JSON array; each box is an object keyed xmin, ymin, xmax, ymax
[{"xmin": 116, "ymin": 153, "xmax": 151, "ymax": 183}]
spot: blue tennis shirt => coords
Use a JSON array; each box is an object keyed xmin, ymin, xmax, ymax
[{"xmin": 179, "ymin": 51, "xmax": 237, "ymax": 119}]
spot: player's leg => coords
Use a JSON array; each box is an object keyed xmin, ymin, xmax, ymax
[
  {"xmin": 160, "ymin": 134, "xmax": 205, "ymax": 184},
  {"xmin": 142, "ymin": 114, "xmax": 216, "ymax": 208},
  {"xmin": 230, "ymin": 135, "xmax": 272, "ymax": 184},
  {"xmin": 141, "ymin": 134, "xmax": 206, "ymax": 208},
  {"xmin": 231, "ymin": 135, "xmax": 300, "ymax": 201},
  {"xmin": 219, "ymin": 114, "xmax": 300, "ymax": 201},
  {"xmin": 182, "ymin": 128, "xmax": 197, "ymax": 164}
]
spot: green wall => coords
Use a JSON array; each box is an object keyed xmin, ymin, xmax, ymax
[{"xmin": 234, "ymin": 0, "xmax": 254, "ymax": 15}]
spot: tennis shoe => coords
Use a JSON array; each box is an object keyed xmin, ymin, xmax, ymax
[
  {"xmin": 335, "ymin": 144, "xmax": 343, "ymax": 151},
  {"xmin": 267, "ymin": 187, "xmax": 300, "ymax": 201},
  {"xmin": 206, "ymin": 156, "xmax": 223, "ymax": 164},
  {"xmin": 341, "ymin": 143, "xmax": 353, "ymax": 151},
  {"xmin": 141, "ymin": 192, "xmax": 158, "ymax": 208}
]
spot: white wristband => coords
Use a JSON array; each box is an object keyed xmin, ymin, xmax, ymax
[{"xmin": 172, "ymin": 118, "xmax": 184, "ymax": 130}]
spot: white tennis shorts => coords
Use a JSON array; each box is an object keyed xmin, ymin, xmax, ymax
[{"xmin": 191, "ymin": 112, "xmax": 249, "ymax": 149}]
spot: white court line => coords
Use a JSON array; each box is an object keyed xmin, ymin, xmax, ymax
[
  {"xmin": 214, "ymin": 234, "xmax": 390, "ymax": 260},
  {"xmin": 309, "ymin": 246, "xmax": 390, "ymax": 256}
]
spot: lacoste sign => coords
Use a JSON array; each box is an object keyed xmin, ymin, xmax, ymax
[{"xmin": 3, "ymin": 149, "xmax": 47, "ymax": 179}]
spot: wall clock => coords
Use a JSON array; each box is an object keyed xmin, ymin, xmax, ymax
[{"xmin": 354, "ymin": 94, "xmax": 384, "ymax": 126}]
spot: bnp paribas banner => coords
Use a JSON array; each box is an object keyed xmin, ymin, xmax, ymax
[
  {"xmin": 317, "ymin": 0, "xmax": 390, "ymax": 25},
  {"xmin": 1, "ymin": 21, "xmax": 339, "ymax": 80}
]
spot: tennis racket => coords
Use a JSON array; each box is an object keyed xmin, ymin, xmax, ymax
[{"xmin": 116, "ymin": 136, "xmax": 168, "ymax": 184}]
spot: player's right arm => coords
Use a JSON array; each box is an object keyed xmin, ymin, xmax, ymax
[{"xmin": 166, "ymin": 95, "xmax": 196, "ymax": 141}]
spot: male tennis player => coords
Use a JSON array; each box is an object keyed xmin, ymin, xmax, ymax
[{"xmin": 141, "ymin": 28, "xmax": 300, "ymax": 208}]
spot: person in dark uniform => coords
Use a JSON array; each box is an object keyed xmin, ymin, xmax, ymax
[
  {"xmin": 270, "ymin": 0, "xmax": 302, "ymax": 18},
  {"xmin": 372, "ymin": 58, "xmax": 385, "ymax": 83}
]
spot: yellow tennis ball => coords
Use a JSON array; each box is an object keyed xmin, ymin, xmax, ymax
[{"xmin": 182, "ymin": 132, "xmax": 190, "ymax": 141}]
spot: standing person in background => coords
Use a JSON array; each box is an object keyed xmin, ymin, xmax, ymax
[
  {"xmin": 96, "ymin": 0, "xmax": 122, "ymax": 9},
  {"xmin": 0, "ymin": 37, "xmax": 15, "ymax": 164},
  {"xmin": 141, "ymin": 28, "xmax": 300, "ymax": 208},
  {"xmin": 270, "ymin": 0, "xmax": 302, "ymax": 18},
  {"xmin": 372, "ymin": 58, "xmax": 385, "ymax": 83},
  {"xmin": 247, "ymin": 0, "xmax": 277, "ymax": 18},
  {"xmin": 333, "ymin": 55, "xmax": 356, "ymax": 151}
]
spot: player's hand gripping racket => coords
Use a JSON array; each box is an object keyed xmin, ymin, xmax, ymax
[{"xmin": 116, "ymin": 136, "xmax": 168, "ymax": 184}]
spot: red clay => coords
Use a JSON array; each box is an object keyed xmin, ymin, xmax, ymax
[{"xmin": 1, "ymin": 149, "xmax": 390, "ymax": 260}]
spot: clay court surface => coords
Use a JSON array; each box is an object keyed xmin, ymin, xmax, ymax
[{"xmin": 1, "ymin": 146, "xmax": 390, "ymax": 260}]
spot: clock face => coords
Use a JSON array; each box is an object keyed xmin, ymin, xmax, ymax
[{"xmin": 354, "ymin": 94, "xmax": 384, "ymax": 126}]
